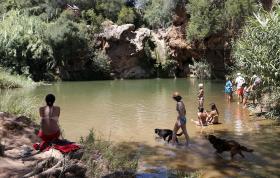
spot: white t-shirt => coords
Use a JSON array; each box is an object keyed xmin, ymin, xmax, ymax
[{"xmin": 235, "ymin": 76, "xmax": 245, "ymax": 89}]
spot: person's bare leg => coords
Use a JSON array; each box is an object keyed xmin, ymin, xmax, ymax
[
  {"xmin": 200, "ymin": 99, "xmax": 204, "ymax": 108},
  {"xmin": 181, "ymin": 124, "xmax": 189, "ymax": 146},
  {"xmin": 238, "ymin": 94, "xmax": 241, "ymax": 103},
  {"xmin": 171, "ymin": 122, "xmax": 179, "ymax": 145}
]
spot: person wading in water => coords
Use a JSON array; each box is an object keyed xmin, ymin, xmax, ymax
[{"xmin": 171, "ymin": 92, "xmax": 190, "ymax": 146}]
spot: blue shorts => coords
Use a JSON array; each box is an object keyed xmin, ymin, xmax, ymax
[
  {"xmin": 225, "ymin": 87, "xmax": 232, "ymax": 94},
  {"xmin": 179, "ymin": 116, "xmax": 187, "ymax": 125}
]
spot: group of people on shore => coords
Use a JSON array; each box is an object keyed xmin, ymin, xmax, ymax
[{"xmin": 225, "ymin": 72, "xmax": 261, "ymax": 107}]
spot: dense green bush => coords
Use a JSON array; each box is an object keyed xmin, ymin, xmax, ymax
[
  {"xmin": 95, "ymin": 0, "xmax": 125, "ymax": 22},
  {"xmin": 81, "ymin": 9, "xmax": 104, "ymax": 31},
  {"xmin": 0, "ymin": 9, "xmax": 99, "ymax": 81},
  {"xmin": 187, "ymin": 0, "xmax": 225, "ymax": 40},
  {"xmin": 90, "ymin": 51, "xmax": 111, "ymax": 79},
  {"xmin": 0, "ymin": 10, "xmax": 53, "ymax": 81},
  {"xmin": 233, "ymin": 6, "xmax": 280, "ymax": 116},
  {"xmin": 117, "ymin": 6, "xmax": 136, "ymax": 25},
  {"xmin": 45, "ymin": 11, "xmax": 89, "ymax": 70},
  {"xmin": 189, "ymin": 59, "xmax": 212, "ymax": 79},
  {"xmin": 187, "ymin": 0, "xmax": 257, "ymax": 40},
  {"xmin": 143, "ymin": 0, "xmax": 179, "ymax": 28},
  {"xmin": 224, "ymin": 0, "xmax": 257, "ymax": 29},
  {"xmin": 160, "ymin": 59, "xmax": 178, "ymax": 78}
]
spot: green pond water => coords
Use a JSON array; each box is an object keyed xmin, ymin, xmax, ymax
[{"xmin": 6, "ymin": 79, "xmax": 280, "ymax": 177}]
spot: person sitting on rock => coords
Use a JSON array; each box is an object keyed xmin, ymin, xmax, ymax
[
  {"xmin": 37, "ymin": 94, "xmax": 60, "ymax": 151},
  {"xmin": 207, "ymin": 103, "xmax": 219, "ymax": 124}
]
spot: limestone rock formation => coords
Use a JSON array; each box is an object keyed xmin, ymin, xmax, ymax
[
  {"xmin": 97, "ymin": 0, "xmax": 230, "ymax": 79},
  {"xmin": 99, "ymin": 21, "xmax": 154, "ymax": 79}
]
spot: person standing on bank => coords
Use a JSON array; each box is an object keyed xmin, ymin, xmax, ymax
[{"xmin": 171, "ymin": 92, "xmax": 190, "ymax": 146}]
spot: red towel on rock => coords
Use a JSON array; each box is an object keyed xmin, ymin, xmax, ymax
[{"xmin": 33, "ymin": 130, "xmax": 80, "ymax": 153}]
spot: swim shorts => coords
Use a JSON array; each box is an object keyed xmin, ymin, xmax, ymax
[
  {"xmin": 237, "ymin": 88, "xmax": 244, "ymax": 95},
  {"xmin": 179, "ymin": 116, "xmax": 187, "ymax": 125}
]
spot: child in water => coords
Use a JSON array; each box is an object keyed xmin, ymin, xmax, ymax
[
  {"xmin": 198, "ymin": 83, "xmax": 204, "ymax": 108},
  {"xmin": 192, "ymin": 107, "xmax": 208, "ymax": 127}
]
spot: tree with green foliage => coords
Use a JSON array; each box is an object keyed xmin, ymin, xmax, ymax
[
  {"xmin": 224, "ymin": 0, "xmax": 257, "ymax": 30},
  {"xmin": 117, "ymin": 6, "xmax": 136, "ymax": 25},
  {"xmin": 143, "ymin": 0, "xmax": 178, "ymax": 29},
  {"xmin": 187, "ymin": 0, "xmax": 226, "ymax": 40},
  {"xmin": 90, "ymin": 50, "xmax": 111, "ymax": 79},
  {"xmin": 187, "ymin": 0, "xmax": 257, "ymax": 40},
  {"xmin": 81, "ymin": 9, "xmax": 104, "ymax": 31},
  {"xmin": 95, "ymin": 0, "xmax": 125, "ymax": 22},
  {"xmin": 0, "ymin": 10, "xmax": 53, "ymax": 81},
  {"xmin": 45, "ymin": 11, "xmax": 89, "ymax": 78},
  {"xmin": 233, "ymin": 6, "xmax": 280, "ymax": 115}
]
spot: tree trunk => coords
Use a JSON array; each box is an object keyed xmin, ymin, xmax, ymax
[
  {"xmin": 260, "ymin": 0, "xmax": 273, "ymax": 11},
  {"xmin": 0, "ymin": 143, "xmax": 4, "ymax": 156}
]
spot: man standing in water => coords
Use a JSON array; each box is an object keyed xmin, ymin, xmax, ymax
[
  {"xmin": 235, "ymin": 73, "xmax": 245, "ymax": 104},
  {"xmin": 171, "ymin": 92, "xmax": 190, "ymax": 146}
]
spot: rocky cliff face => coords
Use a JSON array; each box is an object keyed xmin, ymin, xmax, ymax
[
  {"xmin": 99, "ymin": 21, "xmax": 154, "ymax": 79},
  {"xmin": 163, "ymin": 0, "xmax": 230, "ymax": 78},
  {"xmin": 94, "ymin": 1, "xmax": 229, "ymax": 79}
]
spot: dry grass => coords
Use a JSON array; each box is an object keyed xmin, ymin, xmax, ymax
[
  {"xmin": 0, "ymin": 69, "xmax": 36, "ymax": 89},
  {"xmin": 80, "ymin": 129, "xmax": 139, "ymax": 178}
]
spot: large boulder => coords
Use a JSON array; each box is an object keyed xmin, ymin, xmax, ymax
[{"xmin": 99, "ymin": 21, "xmax": 154, "ymax": 79}]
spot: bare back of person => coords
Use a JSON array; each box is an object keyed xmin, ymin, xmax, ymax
[
  {"xmin": 197, "ymin": 112, "xmax": 207, "ymax": 126},
  {"xmin": 208, "ymin": 110, "xmax": 219, "ymax": 124},
  {"xmin": 40, "ymin": 106, "xmax": 60, "ymax": 135}
]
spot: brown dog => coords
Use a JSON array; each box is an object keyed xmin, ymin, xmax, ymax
[{"xmin": 208, "ymin": 135, "xmax": 253, "ymax": 159}]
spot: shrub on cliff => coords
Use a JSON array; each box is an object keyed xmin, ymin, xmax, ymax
[
  {"xmin": 187, "ymin": 0, "xmax": 257, "ymax": 40},
  {"xmin": 143, "ymin": 0, "xmax": 179, "ymax": 28},
  {"xmin": 233, "ymin": 7, "xmax": 280, "ymax": 117},
  {"xmin": 189, "ymin": 59, "xmax": 212, "ymax": 79},
  {"xmin": 117, "ymin": 6, "xmax": 137, "ymax": 25},
  {"xmin": 81, "ymin": 9, "xmax": 104, "ymax": 32},
  {"xmin": 95, "ymin": 0, "xmax": 125, "ymax": 23},
  {"xmin": 90, "ymin": 51, "xmax": 111, "ymax": 79}
]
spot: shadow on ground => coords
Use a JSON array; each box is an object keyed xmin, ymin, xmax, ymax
[{"xmin": 102, "ymin": 122, "xmax": 280, "ymax": 178}]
